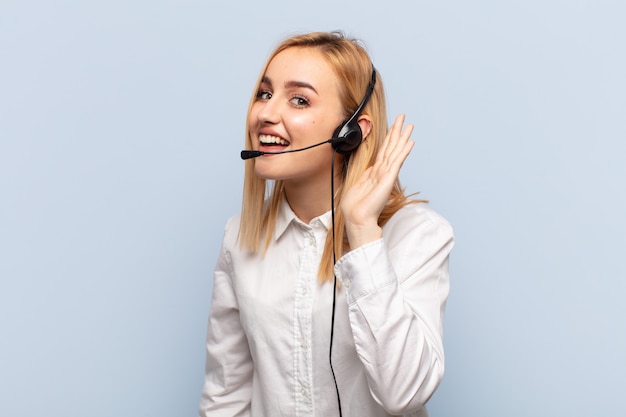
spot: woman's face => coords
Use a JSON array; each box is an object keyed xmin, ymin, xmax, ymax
[{"xmin": 248, "ymin": 47, "xmax": 345, "ymax": 184}]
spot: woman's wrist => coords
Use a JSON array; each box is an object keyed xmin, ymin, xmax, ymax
[{"xmin": 345, "ymin": 221, "xmax": 383, "ymax": 250}]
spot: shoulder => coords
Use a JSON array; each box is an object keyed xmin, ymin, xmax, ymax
[
  {"xmin": 221, "ymin": 213, "xmax": 242, "ymax": 250},
  {"xmin": 385, "ymin": 202, "xmax": 452, "ymax": 233},
  {"xmin": 382, "ymin": 203, "xmax": 454, "ymax": 248},
  {"xmin": 224, "ymin": 213, "xmax": 242, "ymax": 234}
]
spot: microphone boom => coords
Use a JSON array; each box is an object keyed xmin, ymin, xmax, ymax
[{"xmin": 240, "ymin": 139, "xmax": 334, "ymax": 160}]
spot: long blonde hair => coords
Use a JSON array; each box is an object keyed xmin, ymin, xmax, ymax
[{"xmin": 239, "ymin": 31, "xmax": 421, "ymax": 282}]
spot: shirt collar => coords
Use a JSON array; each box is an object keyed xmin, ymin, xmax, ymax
[{"xmin": 274, "ymin": 196, "xmax": 333, "ymax": 241}]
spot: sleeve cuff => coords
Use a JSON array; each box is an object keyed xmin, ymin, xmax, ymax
[{"xmin": 334, "ymin": 238, "xmax": 396, "ymax": 305}]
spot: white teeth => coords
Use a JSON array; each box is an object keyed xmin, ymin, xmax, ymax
[{"xmin": 259, "ymin": 134, "xmax": 289, "ymax": 146}]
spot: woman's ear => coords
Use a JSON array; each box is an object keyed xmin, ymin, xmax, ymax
[{"xmin": 357, "ymin": 115, "xmax": 372, "ymax": 141}]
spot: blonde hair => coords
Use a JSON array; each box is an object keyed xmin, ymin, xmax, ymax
[{"xmin": 239, "ymin": 31, "xmax": 422, "ymax": 281}]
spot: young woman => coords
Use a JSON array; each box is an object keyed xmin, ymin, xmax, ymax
[{"xmin": 200, "ymin": 31, "xmax": 454, "ymax": 417}]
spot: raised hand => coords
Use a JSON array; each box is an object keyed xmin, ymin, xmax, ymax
[{"xmin": 340, "ymin": 114, "xmax": 415, "ymax": 249}]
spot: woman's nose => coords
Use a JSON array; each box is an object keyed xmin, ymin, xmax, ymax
[{"xmin": 257, "ymin": 97, "xmax": 281, "ymax": 124}]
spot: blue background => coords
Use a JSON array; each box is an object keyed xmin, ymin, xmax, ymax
[{"xmin": 2, "ymin": 1, "xmax": 625, "ymax": 416}]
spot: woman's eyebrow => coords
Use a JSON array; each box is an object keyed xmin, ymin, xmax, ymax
[
  {"xmin": 261, "ymin": 76, "xmax": 318, "ymax": 95},
  {"xmin": 284, "ymin": 80, "xmax": 318, "ymax": 95}
]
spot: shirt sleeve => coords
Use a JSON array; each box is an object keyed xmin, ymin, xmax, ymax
[
  {"xmin": 199, "ymin": 219, "xmax": 253, "ymax": 417},
  {"xmin": 334, "ymin": 205, "xmax": 454, "ymax": 415}
]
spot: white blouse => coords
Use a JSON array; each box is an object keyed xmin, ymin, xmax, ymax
[{"xmin": 199, "ymin": 198, "xmax": 454, "ymax": 417}]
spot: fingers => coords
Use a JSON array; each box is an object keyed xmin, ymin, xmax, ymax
[{"xmin": 378, "ymin": 114, "xmax": 414, "ymax": 174}]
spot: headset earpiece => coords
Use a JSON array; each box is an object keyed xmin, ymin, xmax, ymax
[
  {"xmin": 331, "ymin": 66, "xmax": 377, "ymax": 155},
  {"xmin": 331, "ymin": 120, "xmax": 363, "ymax": 155}
]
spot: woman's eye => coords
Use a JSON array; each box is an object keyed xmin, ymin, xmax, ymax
[
  {"xmin": 290, "ymin": 96, "xmax": 309, "ymax": 107},
  {"xmin": 257, "ymin": 90, "xmax": 272, "ymax": 100}
]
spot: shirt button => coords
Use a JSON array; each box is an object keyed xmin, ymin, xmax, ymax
[{"xmin": 302, "ymin": 335, "xmax": 309, "ymax": 347}]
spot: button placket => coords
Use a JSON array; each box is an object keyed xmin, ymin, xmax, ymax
[{"xmin": 294, "ymin": 227, "xmax": 315, "ymax": 415}]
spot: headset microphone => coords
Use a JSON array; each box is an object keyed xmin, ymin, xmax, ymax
[
  {"xmin": 240, "ymin": 138, "xmax": 334, "ymax": 160},
  {"xmin": 240, "ymin": 150, "xmax": 264, "ymax": 159}
]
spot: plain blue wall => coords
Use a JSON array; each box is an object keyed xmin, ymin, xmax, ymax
[{"xmin": 1, "ymin": 1, "xmax": 624, "ymax": 416}]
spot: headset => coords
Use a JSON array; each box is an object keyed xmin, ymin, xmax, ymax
[
  {"xmin": 331, "ymin": 65, "xmax": 377, "ymax": 154},
  {"xmin": 328, "ymin": 65, "xmax": 377, "ymax": 417}
]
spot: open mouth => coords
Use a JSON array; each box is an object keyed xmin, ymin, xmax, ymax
[{"xmin": 259, "ymin": 134, "xmax": 289, "ymax": 148}]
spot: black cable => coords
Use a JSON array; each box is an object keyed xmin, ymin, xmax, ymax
[{"xmin": 329, "ymin": 149, "xmax": 343, "ymax": 417}]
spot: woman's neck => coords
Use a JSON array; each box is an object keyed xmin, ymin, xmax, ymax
[
  {"xmin": 283, "ymin": 183, "xmax": 331, "ymax": 224},
  {"xmin": 283, "ymin": 170, "xmax": 343, "ymax": 224}
]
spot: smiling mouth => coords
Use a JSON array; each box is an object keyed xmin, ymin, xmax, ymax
[{"xmin": 259, "ymin": 134, "xmax": 289, "ymax": 147}]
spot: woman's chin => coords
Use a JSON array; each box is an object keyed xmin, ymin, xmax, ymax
[{"xmin": 254, "ymin": 163, "xmax": 284, "ymax": 181}]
